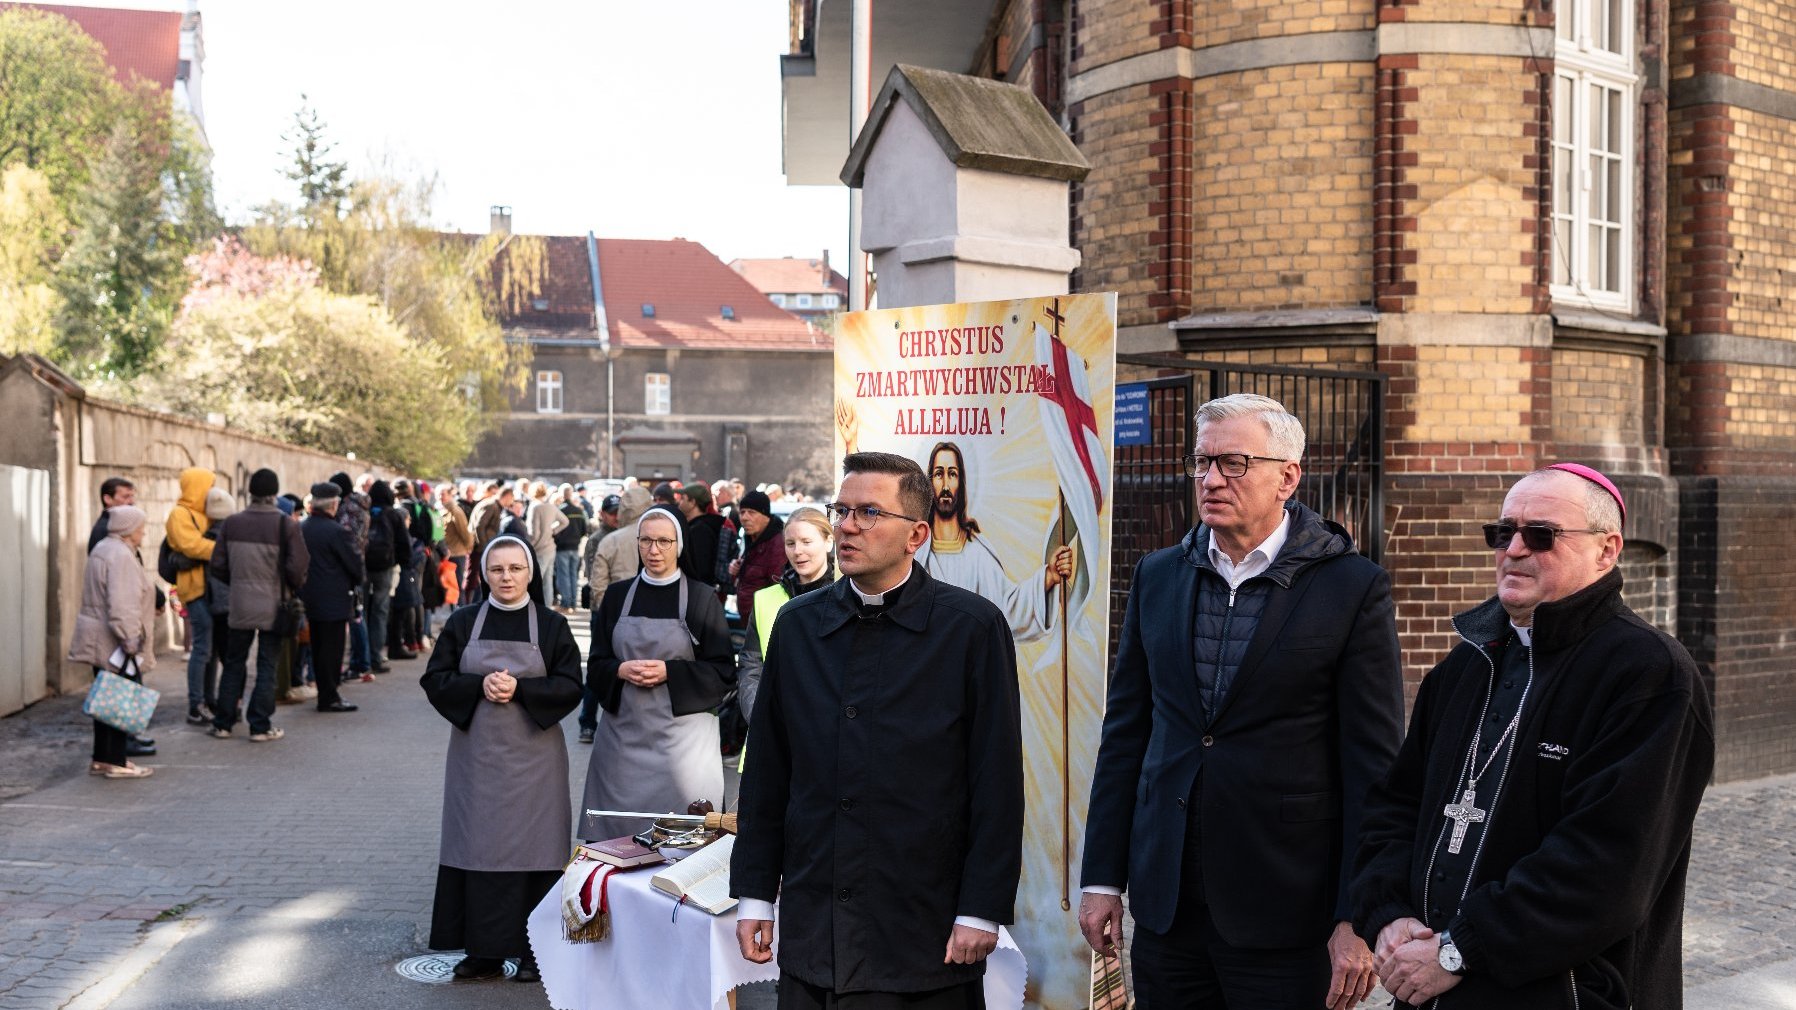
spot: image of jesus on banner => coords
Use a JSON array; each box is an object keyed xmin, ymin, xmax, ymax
[{"xmin": 915, "ymin": 440, "xmax": 1075, "ymax": 643}]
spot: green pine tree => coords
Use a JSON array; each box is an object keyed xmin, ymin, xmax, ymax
[{"xmin": 283, "ymin": 96, "xmax": 350, "ymax": 222}]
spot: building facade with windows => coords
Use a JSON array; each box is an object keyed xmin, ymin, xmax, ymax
[
  {"xmin": 781, "ymin": 0, "xmax": 1796, "ymax": 779},
  {"xmin": 728, "ymin": 255, "xmax": 850, "ymax": 326},
  {"xmin": 463, "ymin": 234, "xmax": 835, "ymax": 493}
]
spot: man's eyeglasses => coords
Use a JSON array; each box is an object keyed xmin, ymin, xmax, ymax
[
  {"xmin": 823, "ymin": 502, "xmax": 923, "ymax": 528},
  {"xmin": 1482, "ymin": 522, "xmax": 1609, "ymax": 552},
  {"xmin": 1183, "ymin": 453, "xmax": 1289, "ymax": 479},
  {"xmin": 637, "ymin": 537, "xmax": 678, "ymax": 551}
]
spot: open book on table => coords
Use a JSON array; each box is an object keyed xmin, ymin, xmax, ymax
[{"xmin": 649, "ymin": 834, "xmax": 737, "ymax": 915}]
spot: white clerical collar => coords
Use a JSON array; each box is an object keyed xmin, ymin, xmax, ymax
[
  {"xmin": 640, "ymin": 567, "xmax": 682, "ymax": 587},
  {"xmin": 489, "ymin": 594, "xmax": 529, "ymax": 612},
  {"xmin": 849, "ymin": 565, "xmax": 912, "ymax": 606},
  {"xmin": 1512, "ymin": 622, "xmax": 1532, "ymax": 648}
]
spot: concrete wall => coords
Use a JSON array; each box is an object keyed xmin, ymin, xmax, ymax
[{"xmin": 0, "ymin": 355, "xmax": 357, "ymax": 709}]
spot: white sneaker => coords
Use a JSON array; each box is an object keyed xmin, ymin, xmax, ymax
[{"xmin": 248, "ymin": 727, "xmax": 285, "ymax": 743}]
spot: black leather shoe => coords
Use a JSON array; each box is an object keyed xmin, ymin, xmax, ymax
[
  {"xmin": 389, "ymin": 648, "xmax": 418, "ymax": 660},
  {"xmin": 370, "ymin": 661, "xmax": 392, "ymax": 674},
  {"xmin": 125, "ymin": 739, "xmax": 157, "ymax": 757},
  {"xmin": 317, "ymin": 701, "xmax": 359, "ymax": 713},
  {"xmin": 451, "ymin": 956, "xmax": 505, "ymax": 981},
  {"xmin": 513, "ymin": 957, "xmax": 540, "ymax": 984},
  {"xmin": 131, "ymin": 734, "xmax": 155, "ymax": 747}
]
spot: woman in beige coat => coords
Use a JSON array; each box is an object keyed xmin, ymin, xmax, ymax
[{"xmin": 68, "ymin": 504, "xmax": 159, "ymax": 779}]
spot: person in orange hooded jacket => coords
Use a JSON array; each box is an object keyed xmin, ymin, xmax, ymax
[{"xmin": 166, "ymin": 467, "xmax": 218, "ymax": 725}]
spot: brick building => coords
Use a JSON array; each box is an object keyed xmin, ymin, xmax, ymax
[
  {"xmin": 461, "ymin": 228, "xmax": 836, "ymax": 494},
  {"xmin": 781, "ymin": 0, "xmax": 1796, "ymax": 780}
]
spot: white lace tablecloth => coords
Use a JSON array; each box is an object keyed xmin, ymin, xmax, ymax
[{"xmin": 527, "ymin": 868, "xmax": 1028, "ymax": 1010}]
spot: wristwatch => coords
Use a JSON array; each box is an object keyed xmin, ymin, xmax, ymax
[{"xmin": 1437, "ymin": 930, "xmax": 1466, "ymax": 975}]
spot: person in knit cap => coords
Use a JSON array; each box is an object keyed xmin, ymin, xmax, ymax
[
  {"xmin": 729, "ymin": 489, "xmax": 785, "ymax": 621},
  {"xmin": 68, "ymin": 504, "xmax": 158, "ymax": 778},
  {"xmin": 330, "ymin": 471, "xmax": 374, "ymax": 677},
  {"xmin": 364, "ymin": 479, "xmax": 413, "ymax": 670},
  {"xmin": 207, "ymin": 468, "xmax": 308, "ymax": 742}
]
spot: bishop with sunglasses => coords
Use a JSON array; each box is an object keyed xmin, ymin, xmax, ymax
[{"xmin": 1351, "ymin": 464, "xmax": 1713, "ymax": 1009}]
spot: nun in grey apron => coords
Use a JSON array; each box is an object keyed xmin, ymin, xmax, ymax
[
  {"xmin": 579, "ymin": 575, "xmax": 724, "ymax": 841},
  {"xmin": 440, "ymin": 600, "xmax": 572, "ymax": 871}
]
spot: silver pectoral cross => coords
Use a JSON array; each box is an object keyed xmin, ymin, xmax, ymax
[{"xmin": 1443, "ymin": 788, "xmax": 1486, "ymax": 855}]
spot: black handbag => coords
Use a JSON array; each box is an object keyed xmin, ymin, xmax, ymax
[{"xmin": 272, "ymin": 518, "xmax": 305, "ymax": 638}]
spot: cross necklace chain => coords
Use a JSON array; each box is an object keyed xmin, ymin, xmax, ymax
[{"xmin": 1443, "ymin": 690, "xmax": 1525, "ymax": 856}]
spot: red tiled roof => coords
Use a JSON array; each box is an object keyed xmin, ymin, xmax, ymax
[
  {"xmin": 729, "ymin": 257, "xmax": 848, "ymax": 297},
  {"xmin": 5, "ymin": 3, "xmax": 181, "ymax": 91},
  {"xmin": 486, "ymin": 235, "xmax": 829, "ymax": 352}
]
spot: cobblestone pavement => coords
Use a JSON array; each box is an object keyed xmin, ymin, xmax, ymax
[{"xmin": 1, "ymin": 626, "xmax": 1792, "ymax": 1008}]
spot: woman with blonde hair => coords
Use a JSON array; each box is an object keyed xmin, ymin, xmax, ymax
[
  {"xmin": 734, "ymin": 506, "xmax": 836, "ymax": 732},
  {"xmin": 68, "ymin": 505, "xmax": 159, "ymax": 779}
]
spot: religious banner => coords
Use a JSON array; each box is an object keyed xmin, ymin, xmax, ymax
[{"xmin": 833, "ymin": 293, "xmax": 1117, "ymax": 1010}]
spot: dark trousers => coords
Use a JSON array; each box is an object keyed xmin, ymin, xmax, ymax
[
  {"xmin": 1130, "ymin": 807, "xmax": 1329, "ymax": 1009},
  {"xmin": 310, "ymin": 619, "xmax": 348, "ymax": 708},
  {"xmin": 579, "ymin": 684, "xmax": 601, "ymax": 732},
  {"xmin": 366, "ymin": 567, "xmax": 395, "ymax": 662},
  {"xmin": 201, "ymin": 607, "xmax": 228, "ymax": 712},
  {"xmin": 184, "ymin": 595, "xmax": 212, "ymax": 710},
  {"xmin": 216, "ymin": 627, "xmax": 279, "ymax": 734},
  {"xmin": 776, "ymin": 977, "xmax": 985, "ymax": 1010},
  {"xmin": 349, "ymin": 600, "xmax": 370, "ymax": 672},
  {"xmin": 90, "ymin": 666, "xmax": 129, "ymax": 765}
]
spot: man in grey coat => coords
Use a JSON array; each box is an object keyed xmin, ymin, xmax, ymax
[{"xmin": 208, "ymin": 468, "xmax": 308, "ymax": 742}]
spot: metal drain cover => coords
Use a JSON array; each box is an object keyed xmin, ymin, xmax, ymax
[{"xmin": 395, "ymin": 953, "xmax": 517, "ymax": 983}]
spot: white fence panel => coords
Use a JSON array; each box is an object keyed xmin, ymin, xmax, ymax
[{"xmin": 0, "ymin": 464, "xmax": 50, "ymax": 716}]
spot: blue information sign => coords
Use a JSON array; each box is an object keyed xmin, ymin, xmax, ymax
[{"xmin": 1114, "ymin": 383, "xmax": 1151, "ymax": 446}]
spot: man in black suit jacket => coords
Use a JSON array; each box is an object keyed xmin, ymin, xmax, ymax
[{"xmin": 1079, "ymin": 393, "xmax": 1405, "ymax": 1009}]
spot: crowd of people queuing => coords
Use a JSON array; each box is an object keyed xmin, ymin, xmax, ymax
[
  {"xmin": 70, "ymin": 399, "xmax": 1715, "ymax": 1010},
  {"xmin": 74, "ymin": 468, "xmax": 806, "ymax": 776}
]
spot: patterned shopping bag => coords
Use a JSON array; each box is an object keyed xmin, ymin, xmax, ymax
[{"xmin": 83, "ymin": 661, "xmax": 159, "ymax": 735}]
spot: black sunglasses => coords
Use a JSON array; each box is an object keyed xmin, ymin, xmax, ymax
[{"xmin": 1483, "ymin": 522, "xmax": 1609, "ymax": 551}]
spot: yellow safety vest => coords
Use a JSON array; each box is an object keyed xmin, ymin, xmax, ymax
[{"xmin": 738, "ymin": 583, "xmax": 792, "ymax": 773}]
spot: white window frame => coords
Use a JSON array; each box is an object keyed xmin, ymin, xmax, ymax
[
  {"xmin": 645, "ymin": 372, "xmax": 671, "ymax": 415},
  {"xmin": 536, "ymin": 370, "xmax": 563, "ymax": 414},
  {"xmin": 769, "ymin": 293, "xmax": 786, "ymax": 307},
  {"xmin": 821, "ymin": 293, "xmax": 840, "ymax": 308},
  {"xmin": 1551, "ymin": 0, "xmax": 1637, "ymax": 311},
  {"xmin": 795, "ymin": 293, "xmax": 814, "ymax": 309}
]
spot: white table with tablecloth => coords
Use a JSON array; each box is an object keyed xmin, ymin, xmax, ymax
[{"xmin": 527, "ymin": 866, "xmax": 1028, "ymax": 1010}]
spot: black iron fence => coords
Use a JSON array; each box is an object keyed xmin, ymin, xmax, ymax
[{"xmin": 1108, "ymin": 355, "xmax": 1386, "ymax": 667}]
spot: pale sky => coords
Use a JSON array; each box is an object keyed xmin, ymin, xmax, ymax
[{"xmin": 73, "ymin": 0, "xmax": 850, "ymax": 264}]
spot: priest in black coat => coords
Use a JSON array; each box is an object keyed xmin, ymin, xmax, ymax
[{"xmin": 732, "ymin": 452, "xmax": 1023, "ymax": 1009}]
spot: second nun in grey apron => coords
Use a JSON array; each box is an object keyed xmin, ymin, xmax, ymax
[{"xmin": 579, "ymin": 575, "xmax": 724, "ymax": 841}]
